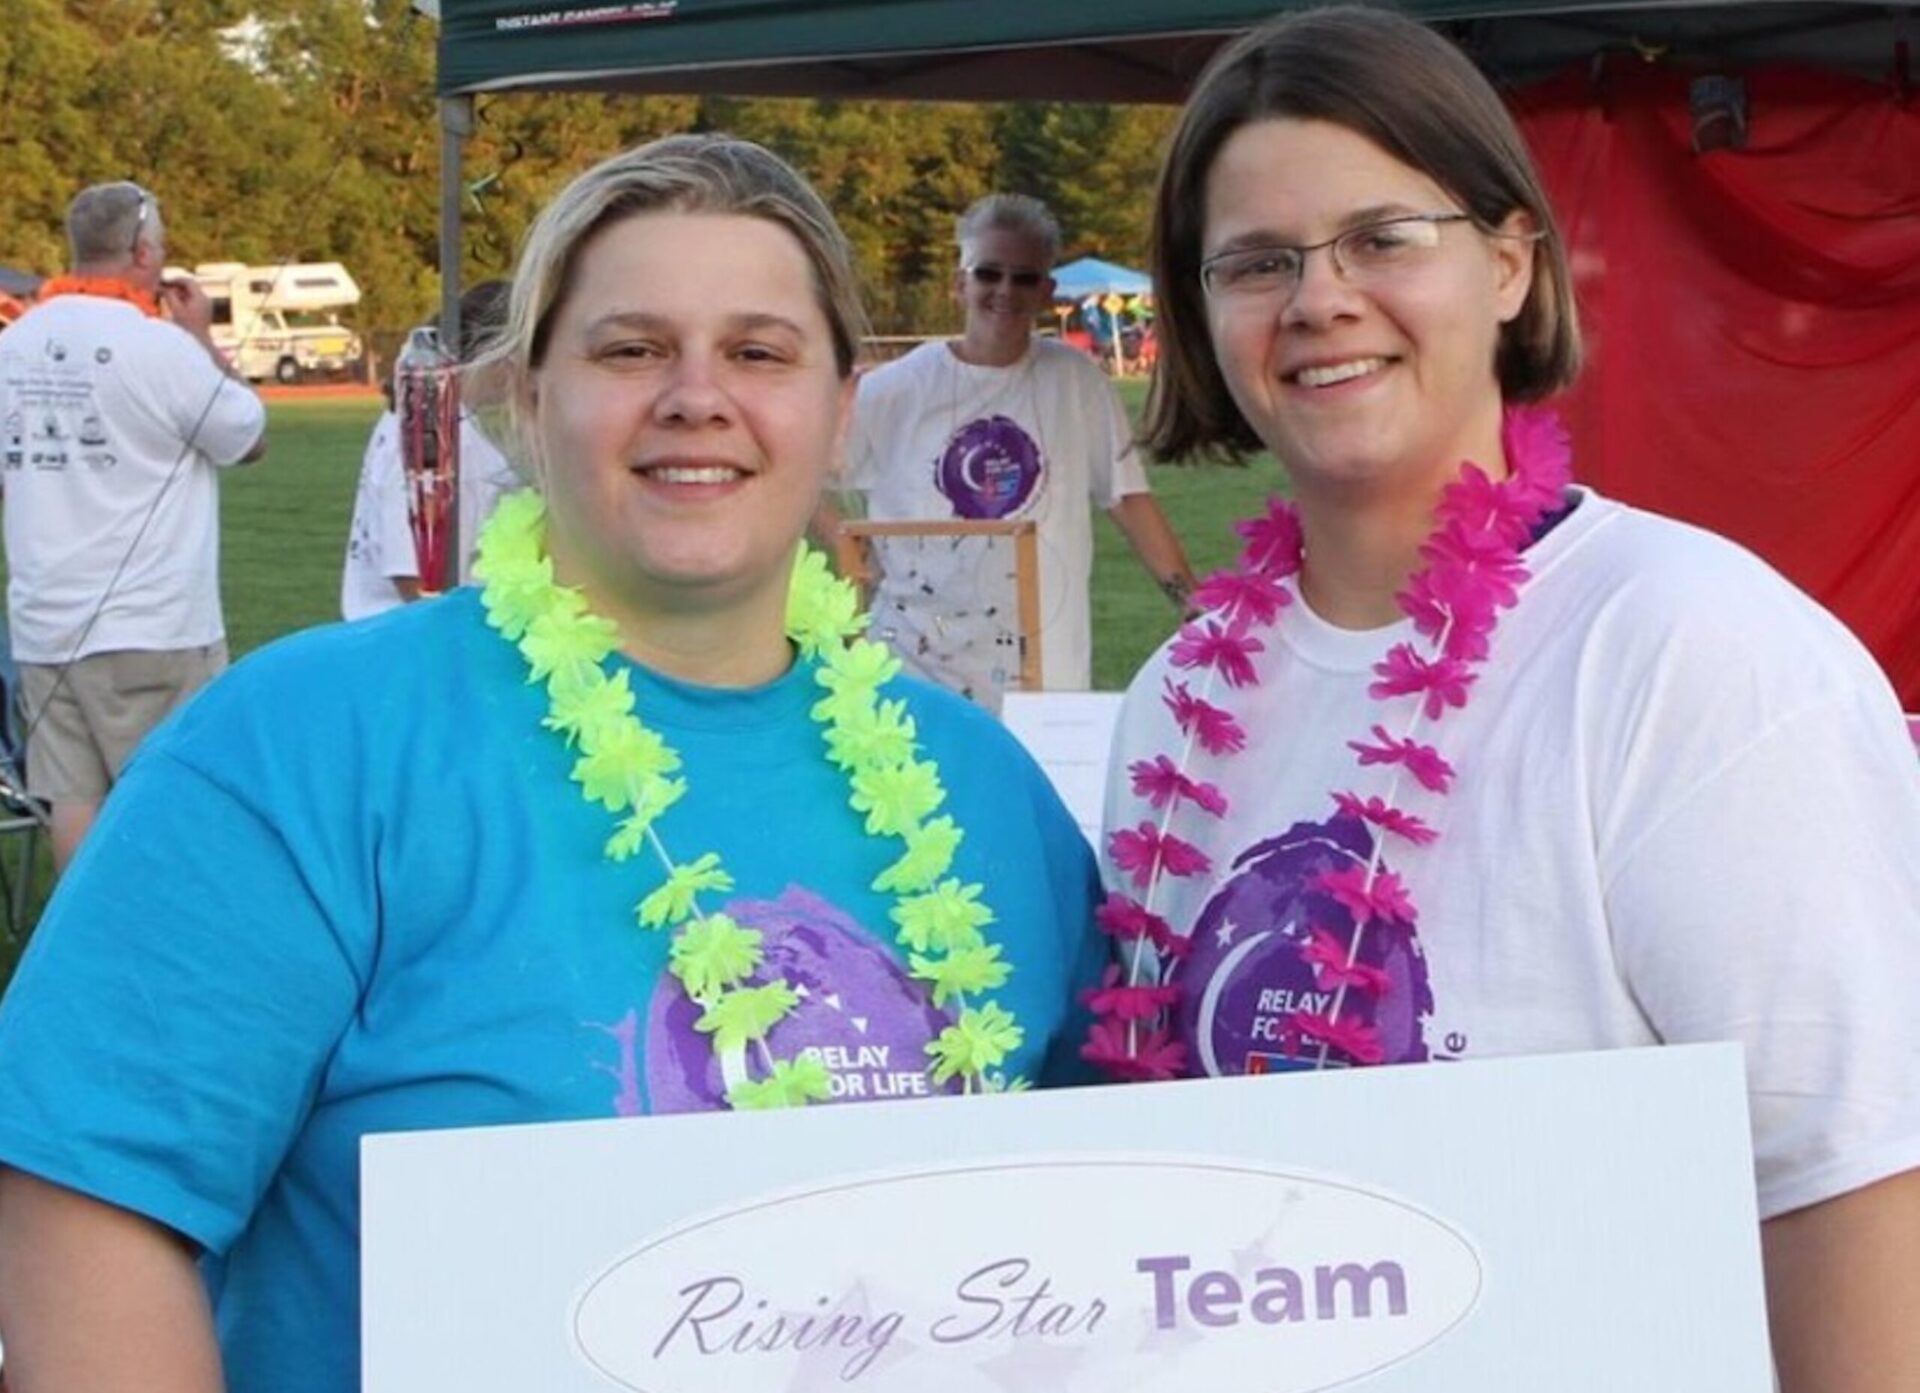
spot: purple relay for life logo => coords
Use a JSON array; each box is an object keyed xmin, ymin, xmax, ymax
[
  {"xmin": 1176, "ymin": 814, "xmax": 1435, "ymax": 1076},
  {"xmin": 934, "ymin": 415, "xmax": 1043, "ymax": 519},
  {"xmin": 645, "ymin": 886, "xmax": 957, "ymax": 1112}
]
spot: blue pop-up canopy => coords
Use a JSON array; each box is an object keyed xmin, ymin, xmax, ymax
[
  {"xmin": 1051, "ymin": 256, "xmax": 1152, "ymax": 301},
  {"xmin": 0, "ymin": 267, "xmax": 42, "ymax": 299},
  {"xmin": 1050, "ymin": 257, "xmax": 1153, "ymax": 373}
]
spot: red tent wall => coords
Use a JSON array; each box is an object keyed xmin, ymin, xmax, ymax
[{"xmin": 1512, "ymin": 62, "xmax": 1920, "ymax": 707}]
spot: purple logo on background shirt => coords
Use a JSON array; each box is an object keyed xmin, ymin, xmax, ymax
[
  {"xmin": 1173, "ymin": 815, "xmax": 1434, "ymax": 1076},
  {"xmin": 933, "ymin": 415, "xmax": 1042, "ymax": 519},
  {"xmin": 645, "ymin": 886, "xmax": 957, "ymax": 1112}
]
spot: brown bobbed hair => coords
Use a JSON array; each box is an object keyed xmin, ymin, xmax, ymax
[{"xmin": 1143, "ymin": 5, "xmax": 1582, "ymax": 463}]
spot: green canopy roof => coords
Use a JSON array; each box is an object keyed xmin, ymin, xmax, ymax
[{"xmin": 437, "ymin": 0, "xmax": 1898, "ymax": 99}]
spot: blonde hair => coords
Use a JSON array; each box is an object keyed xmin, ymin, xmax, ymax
[{"xmin": 476, "ymin": 134, "xmax": 866, "ymax": 477}]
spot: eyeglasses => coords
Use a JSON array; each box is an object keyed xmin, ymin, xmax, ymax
[
  {"xmin": 1199, "ymin": 213, "xmax": 1474, "ymax": 299},
  {"xmin": 965, "ymin": 264, "xmax": 1047, "ymax": 289}
]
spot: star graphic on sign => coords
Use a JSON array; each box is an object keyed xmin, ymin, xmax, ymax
[
  {"xmin": 1233, "ymin": 1236, "xmax": 1279, "ymax": 1279},
  {"xmin": 778, "ymin": 1280, "xmax": 919, "ymax": 1391},
  {"xmin": 1215, "ymin": 917, "xmax": 1241, "ymax": 947},
  {"xmin": 1134, "ymin": 1306, "xmax": 1204, "ymax": 1359},
  {"xmin": 1230, "ymin": 1199, "xmax": 1307, "ymax": 1281},
  {"xmin": 977, "ymin": 1339, "xmax": 1090, "ymax": 1390}
]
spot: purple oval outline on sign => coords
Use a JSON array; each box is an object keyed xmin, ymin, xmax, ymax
[{"xmin": 571, "ymin": 1155, "xmax": 1484, "ymax": 1393}]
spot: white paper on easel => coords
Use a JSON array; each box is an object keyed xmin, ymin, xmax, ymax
[{"xmin": 1000, "ymin": 691, "xmax": 1123, "ymax": 847}]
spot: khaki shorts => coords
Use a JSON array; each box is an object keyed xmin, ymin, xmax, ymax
[{"xmin": 17, "ymin": 642, "xmax": 228, "ymax": 802}]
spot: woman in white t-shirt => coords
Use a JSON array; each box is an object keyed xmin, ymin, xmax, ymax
[{"xmin": 1091, "ymin": 9, "xmax": 1920, "ymax": 1390}]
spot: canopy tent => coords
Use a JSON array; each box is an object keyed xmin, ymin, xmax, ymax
[
  {"xmin": 0, "ymin": 267, "xmax": 41, "ymax": 327},
  {"xmin": 431, "ymin": 0, "xmax": 1920, "ymax": 705},
  {"xmin": 436, "ymin": 1, "xmax": 1900, "ymax": 100},
  {"xmin": 1051, "ymin": 257, "xmax": 1154, "ymax": 374},
  {"xmin": 1051, "ymin": 257, "xmax": 1152, "ymax": 301}
]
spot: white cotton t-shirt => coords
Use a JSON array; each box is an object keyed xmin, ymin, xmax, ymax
[
  {"xmin": 1105, "ymin": 488, "xmax": 1920, "ymax": 1218},
  {"xmin": 843, "ymin": 338, "xmax": 1150, "ymax": 693},
  {"xmin": 340, "ymin": 409, "xmax": 522, "ymax": 622},
  {"xmin": 0, "ymin": 296, "xmax": 265, "ymax": 661}
]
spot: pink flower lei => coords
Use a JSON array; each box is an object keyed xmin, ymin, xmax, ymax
[{"xmin": 1084, "ymin": 406, "xmax": 1574, "ymax": 1081}]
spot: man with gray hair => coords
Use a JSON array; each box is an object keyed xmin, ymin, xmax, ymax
[
  {"xmin": 0, "ymin": 180, "xmax": 266, "ymax": 871},
  {"xmin": 823, "ymin": 193, "xmax": 1192, "ymax": 707}
]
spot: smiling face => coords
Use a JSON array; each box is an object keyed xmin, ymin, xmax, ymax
[
  {"xmin": 955, "ymin": 225, "xmax": 1055, "ymax": 365},
  {"xmin": 1202, "ymin": 118, "xmax": 1534, "ymax": 503},
  {"xmin": 526, "ymin": 210, "xmax": 854, "ymax": 633}
]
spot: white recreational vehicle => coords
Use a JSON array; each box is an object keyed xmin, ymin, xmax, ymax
[{"xmin": 172, "ymin": 261, "xmax": 365, "ymax": 384}]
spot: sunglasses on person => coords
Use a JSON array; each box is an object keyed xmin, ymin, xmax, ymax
[
  {"xmin": 964, "ymin": 264, "xmax": 1047, "ymax": 289},
  {"xmin": 128, "ymin": 184, "xmax": 153, "ymax": 255}
]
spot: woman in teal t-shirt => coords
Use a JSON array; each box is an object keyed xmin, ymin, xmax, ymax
[{"xmin": 0, "ymin": 136, "xmax": 1103, "ymax": 1393}]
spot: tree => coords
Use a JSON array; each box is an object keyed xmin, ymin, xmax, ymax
[
  {"xmin": 709, "ymin": 96, "xmax": 995, "ymax": 333},
  {"xmin": 992, "ymin": 102, "xmax": 1175, "ymax": 266},
  {"xmin": 0, "ymin": 1, "xmax": 1174, "ymax": 342}
]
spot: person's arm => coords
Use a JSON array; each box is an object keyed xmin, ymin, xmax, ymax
[
  {"xmin": 1600, "ymin": 648, "xmax": 1920, "ymax": 1393},
  {"xmin": 157, "ymin": 278, "xmax": 267, "ymax": 464},
  {"xmin": 159, "ymin": 278, "xmax": 251, "ymax": 391},
  {"xmin": 1080, "ymin": 358, "xmax": 1194, "ymax": 614},
  {"xmin": 0, "ymin": 1168, "xmax": 225, "ymax": 1392},
  {"xmin": 369, "ymin": 417, "xmax": 424, "ymax": 597},
  {"xmin": 1763, "ymin": 1169, "xmax": 1920, "ymax": 1393},
  {"xmin": 1106, "ymin": 492, "xmax": 1196, "ymax": 614}
]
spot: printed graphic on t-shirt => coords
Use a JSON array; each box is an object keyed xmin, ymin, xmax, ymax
[
  {"xmin": 624, "ymin": 885, "xmax": 958, "ymax": 1113},
  {"xmin": 933, "ymin": 414, "xmax": 1043, "ymax": 520},
  {"xmin": 3, "ymin": 347, "xmax": 93, "ymax": 474},
  {"xmin": 1172, "ymin": 814, "xmax": 1437, "ymax": 1075}
]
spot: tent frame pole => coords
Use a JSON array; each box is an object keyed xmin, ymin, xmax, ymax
[
  {"xmin": 436, "ymin": 93, "xmax": 473, "ymax": 582},
  {"xmin": 437, "ymin": 95, "xmax": 472, "ymax": 356}
]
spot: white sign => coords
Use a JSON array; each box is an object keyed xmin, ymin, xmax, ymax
[
  {"xmin": 1000, "ymin": 691, "xmax": 1122, "ymax": 846},
  {"xmin": 363, "ymin": 1044, "xmax": 1773, "ymax": 1392}
]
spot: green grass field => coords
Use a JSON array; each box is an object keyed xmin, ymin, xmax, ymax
[{"xmin": 0, "ymin": 383, "xmax": 1282, "ymax": 978}]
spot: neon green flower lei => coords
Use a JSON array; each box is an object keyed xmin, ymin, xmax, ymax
[{"xmin": 472, "ymin": 491, "xmax": 1024, "ymax": 1106}]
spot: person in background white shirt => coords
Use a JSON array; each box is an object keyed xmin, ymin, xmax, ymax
[
  {"xmin": 0, "ymin": 181, "xmax": 266, "ymax": 872},
  {"xmin": 816, "ymin": 195, "xmax": 1193, "ymax": 705},
  {"xmin": 340, "ymin": 280, "xmax": 521, "ymax": 620}
]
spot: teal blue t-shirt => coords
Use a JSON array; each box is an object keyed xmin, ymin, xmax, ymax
[{"xmin": 0, "ymin": 590, "xmax": 1102, "ymax": 1392}]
